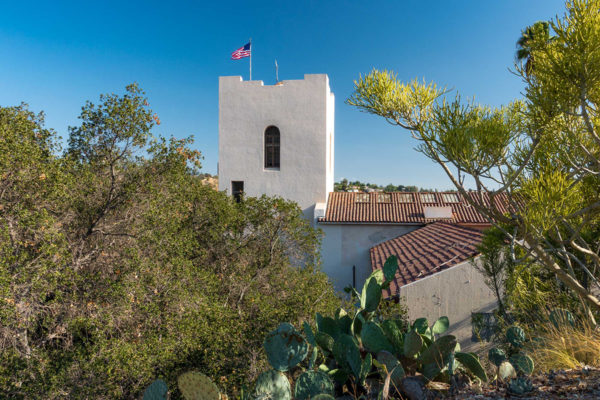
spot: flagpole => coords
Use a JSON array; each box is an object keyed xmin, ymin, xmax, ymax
[{"xmin": 249, "ymin": 38, "xmax": 252, "ymax": 81}]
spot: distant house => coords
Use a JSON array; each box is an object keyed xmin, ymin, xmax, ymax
[{"xmin": 217, "ymin": 74, "xmax": 498, "ymax": 346}]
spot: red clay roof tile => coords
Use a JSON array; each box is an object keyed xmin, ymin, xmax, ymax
[
  {"xmin": 370, "ymin": 222, "xmax": 484, "ymax": 297},
  {"xmin": 321, "ymin": 191, "xmax": 510, "ymax": 225}
]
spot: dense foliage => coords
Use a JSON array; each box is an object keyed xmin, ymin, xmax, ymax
[
  {"xmin": 347, "ymin": 0, "xmax": 600, "ymax": 317},
  {"xmin": 0, "ymin": 86, "xmax": 339, "ymax": 399},
  {"xmin": 143, "ymin": 256, "xmax": 487, "ymax": 400}
]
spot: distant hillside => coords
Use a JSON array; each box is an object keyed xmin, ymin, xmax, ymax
[
  {"xmin": 200, "ymin": 174, "xmax": 218, "ymax": 190},
  {"xmin": 334, "ymin": 179, "xmax": 439, "ymax": 193}
]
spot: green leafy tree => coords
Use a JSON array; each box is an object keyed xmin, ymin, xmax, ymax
[
  {"xmin": 384, "ymin": 184, "xmax": 397, "ymax": 192},
  {"xmin": 476, "ymin": 227, "xmax": 513, "ymax": 317},
  {"xmin": 0, "ymin": 86, "xmax": 338, "ymax": 399},
  {"xmin": 347, "ymin": 0, "xmax": 600, "ymax": 317}
]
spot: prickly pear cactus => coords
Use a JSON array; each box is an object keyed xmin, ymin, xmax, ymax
[
  {"xmin": 381, "ymin": 320, "xmax": 404, "ymax": 355},
  {"xmin": 508, "ymin": 376, "xmax": 534, "ymax": 395},
  {"xmin": 403, "ymin": 329, "xmax": 423, "ymax": 358},
  {"xmin": 253, "ymin": 370, "xmax": 291, "ymax": 400},
  {"xmin": 311, "ymin": 395, "xmax": 335, "ymax": 400},
  {"xmin": 506, "ymin": 326, "xmax": 526, "ymax": 348},
  {"xmin": 332, "ymin": 334, "xmax": 360, "ymax": 373},
  {"xmin": 412, "ymin": 318, "xmax": 429, "ymax": 334},
  {"xmin": 143, "ymin": 379, "xmax": 168, "ymax": 400},
  {"xmin": 510, "ymin": 353, "xmax": 535, "ymax": 375},
  {"xmin": 431, "ymin": 316, "xmax": 449, "ymax": 335},
  {"xmin": 418, "ymin": 335, "xmax": 457, "ymax": 366},
  {"xmin": 376, "ymin": 350, "xmax": 405, "ymax": 387},
  {"xmin": 382, "ymin": 255, "xmax": 399, "ymax": 282},
  {"xmin": 361, "ymin": 322, "xmax": 394, "ymax": 354},
  {"xmin": 488, "ymin": 347, "xmax": 506, "ymax": 367},
  {"xmin": 454, "ymin": 352, "xmax": 487, "ymax": 382},
  {"xmin": 264, "ymin": 323, "xmax": 308, "ymax": 371},
  {"xmin": 294, "ymin": 371, "xmax": 334, "ymax": 400},
  {"xmin": 177, "ymin": 371, "xmax": 220, "ymax": 400},
  {"xmin": 361, "ymin": 275, "xmax": 382, "ymax": 312}
]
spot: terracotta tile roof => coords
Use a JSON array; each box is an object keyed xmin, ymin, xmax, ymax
[
  {"xmin": 321, "ymin": 191, "xmax": 510, "ymax": 224},
  {"xmin": 370, "ymin": 222, "xmax": 484, "ymax": 297}
]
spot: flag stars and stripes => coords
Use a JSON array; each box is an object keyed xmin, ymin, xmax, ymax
[{"xmin": 231, "ymin": 42, "xmax": 251, "ymax": 60}]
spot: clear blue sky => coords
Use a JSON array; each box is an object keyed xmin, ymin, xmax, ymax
[{"xmin": 0, "ymin": 0, "xmax": 565, "ymax": 189}]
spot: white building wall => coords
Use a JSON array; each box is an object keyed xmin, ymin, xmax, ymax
[
  {"xmin": 219, "ymin": 74, "xmax": 334, "ymax": 221},
  {"xmin": 398, "ymin": 258, "xmax": 497, "ymax": 349},
  {"xmin": 326, "ymin": 88, "xmax": 335, "ymax": 196},
  {"xmin": 319, "ymin": 224, "xmax": 419, "ymax": 292}
]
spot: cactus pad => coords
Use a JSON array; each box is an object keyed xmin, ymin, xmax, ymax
[
  {"xmin": 311, "ymin": 395, "xmax": 335, "ymax": 400},
  {"xmin": 303, "ymin": 321, "xmax": 316, "ymax": 347},
  {"xmin": 332, "ymin": 334, "xmax": 360, "ymax": 373},
  {"xmin": 361, "ymin": 321, "xmax": 394, "ymax": 354},
  {"xmin": 418, "ymin": 335, "xmax": 457, "ymax": 366},
  {"xmin": 510, "ymin": 353, "xmax": 535, "ymax": 375},
  {"xmin": 177, "ymin": 371, "xmax": 220, "ymax": 400},
  {"xmin": 315, "ymin": 331, "xmax": 334, "ymax": 354},
  {"xmin": 403, "ymin": 329, "xmax": 423, "ymax": 358},
  {"xmin": 361, "ymin": 275, "xmax": 382, "ymax": 312},
  {"xmin": 506, "ymin": 326, "xmax": 526, "ymax": 348},
  {"xmin": 382, "ymin": 255, "xmax": 399, "ymax": 282},
  {"xmin": 488, "ymin": 347, "xmax": 506, "ymax": 367},
  {"xmin": 455, "ymin": 352, "xmax": 487, "ymax": 382},
  {"xmin": 143, "ymin": 379, "xmax": 168, "ymax": 400},
  {"xmin": 412, "ymin": 318, "xmax": 429, "ymax": 334},
  {"xmin": 253, "ymin": 370, "xmax": 291, "ymax": 400},
  {"xmin": 263, "ymin": 323, "xmax": 308, "ymax": 371},
  {"xmin": 381, "ymin": 320, "xmax": 404, "ymax": 356},
  {"xmin": 294, "ymin": 371, "xmax": 334, "ymax": 400},
  {"xmin": 376, "ymin": 350, "xmax": 405, "ymax": 387},
  {"xmin": 432, "ymin": 316, "xmax": 449, "ymax": 335},
  {"xmin": 317, "ymin": 316, "xmax": 341, "ymax": 340}
]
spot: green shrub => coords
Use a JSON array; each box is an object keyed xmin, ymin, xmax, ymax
[
  {"xmin": 0, "ymin": 89, "xmax": 338, "ymax": 399},
  {"xmin": 145, "ymin": 256, "xmax": 487, "ymax": 399}
]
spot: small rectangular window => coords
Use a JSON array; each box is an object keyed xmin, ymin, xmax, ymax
[
  {"xmin": 397, "ymin": 193, "xmax": 413, "ymax": 203},
  {"xmin": 377, "ymin": 193, "xmax": 391, "ymax": 203},
  {"xmin": 232, "ymin": 181, "xmax": 244, "ymax": 203},
  {"xmin": 355, "ymin": 193, "xmax": 370, "ymax": 203},
  {"xmin": 419, "ymin": 193, "xmax": 436, "ymax": 203},
  {"xmin": 441, "ymin": 193, "xmax": 459, "ymax": 203}
]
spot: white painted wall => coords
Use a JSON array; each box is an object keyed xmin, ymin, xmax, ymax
[
  {"xmin": 398, "ymin": 258, "xmax": 497, "ymax": 349},
  {"xmin": 218, "ymin": 74, "xmax": 334, "ymax": 221},
  {"xmin": 319, "ymin": 223, "xmax": 419, "ymax": 292}
]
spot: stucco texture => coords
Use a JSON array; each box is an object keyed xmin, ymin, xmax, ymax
[
  {"xmin": 218, "ymin": 74, "xmax": 334, "ymax": 221},
  {"xmin": 320, "ymin": 224, "xmax": 419, "ymax": 291},
  {"xmin": 398, "ymin": 258, "xmax": 497, "ymax": 348}
]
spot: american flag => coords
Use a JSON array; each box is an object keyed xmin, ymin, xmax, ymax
[{"xmin": 231, "ymin": 42, "xmax": 251, "ymax": 60}]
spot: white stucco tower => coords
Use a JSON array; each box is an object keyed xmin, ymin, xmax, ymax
[{"xmin": 218, "ymin": 74, "xmax": 335, "ymax": 222}]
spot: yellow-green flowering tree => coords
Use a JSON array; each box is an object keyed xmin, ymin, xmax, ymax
[{"xmin": 347, "ymin": 0, "xmax": 600, "ymax": 317}]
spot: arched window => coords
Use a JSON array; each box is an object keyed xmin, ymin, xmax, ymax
[{"xmin": 264, "ymin": 126, "xmax": 280, "ymax": 169}]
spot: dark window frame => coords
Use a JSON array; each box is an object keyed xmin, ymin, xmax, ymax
[
  {"xmin": 264, "ymin": 126, "xmax": 280, "ymax": 169},
  {"xmin": 232, "ymin": 181, "xmax": 244, "ymax": 203}
]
